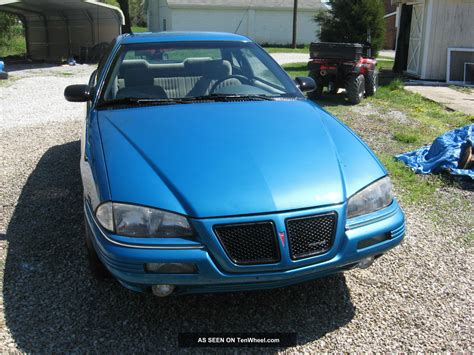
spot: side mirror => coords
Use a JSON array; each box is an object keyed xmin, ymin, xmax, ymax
[
  {"xmin": 64, "ymin": 84, "xmax": 92, "ymax": 102},
  {"xmin": 295, "ymin": 76, "xmax": 316, "ymax": 92}
]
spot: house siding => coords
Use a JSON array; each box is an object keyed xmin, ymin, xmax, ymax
[
  {"xmin": 148, "ymin": 0, "xmax": 321, "ymax": 45},
  {"xmin": 253, "ymin": 9, "xmax": 319, "ymax": 44}
]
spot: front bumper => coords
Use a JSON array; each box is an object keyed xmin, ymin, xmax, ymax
[{"xmin": 84, "ymin": 201, "xmax": 405, "ymax": 294}]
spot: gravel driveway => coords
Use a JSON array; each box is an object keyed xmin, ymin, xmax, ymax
[{"xmin": 0, "ymin": 65, "xmax": 472, "ymax": 352}]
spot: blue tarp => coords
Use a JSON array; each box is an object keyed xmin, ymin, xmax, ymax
[{"xmin": 395, "ymin": 124, "xmax": 474, "ymax": 179}]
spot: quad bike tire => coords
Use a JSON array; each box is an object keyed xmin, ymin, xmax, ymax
[
  {"xmin": 346, "ymin": 74, "xmax": 365, "ymax": 104},
  {"xmin": 85, "ymin": 216, "xmax": 112, "ymax": 280},
  {"xmin": 328, "ymin": 85, "xmax": 339, "ymax": 95},
  {"xmin": 365, "ymin": 70, "xmax": 378, "ymax": 96}
]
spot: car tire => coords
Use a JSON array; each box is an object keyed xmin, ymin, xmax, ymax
[
  {"xmin": 365, "ymin": 70, "xmax": 378, "ymax": 96},
  {"xmin": 84, "ymin": 217, "xmax": 112, "ymax": 280},
  {"xmin": 346, "ymin": 74, "xmax": 365, "ymax": 105}
]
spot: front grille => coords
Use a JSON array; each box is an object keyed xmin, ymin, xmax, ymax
[
  {"xmin": 214, "ymin": 222, "xmax": 280, "ymax": 265},
  {"xmin": 286, "ymin": 213, "xmax": 337, "ymax": 260}
]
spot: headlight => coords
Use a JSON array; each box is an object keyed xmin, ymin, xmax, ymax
[
  {"xmin": 347, "ymin": 176, "xmax": 393, "ymax": 219},
  {"xmin": 95, "ymin": 202, "xmax": 193, "ymax": 238}
]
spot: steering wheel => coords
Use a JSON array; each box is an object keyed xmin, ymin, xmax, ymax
[{"xmin": 209, "ymin": 75, "xmax": 252, "ymax": 94}]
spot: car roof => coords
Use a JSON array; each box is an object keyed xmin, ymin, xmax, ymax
[{"xmin": 119, "ymin": 31, "xmax": 252, "ymax": 44}]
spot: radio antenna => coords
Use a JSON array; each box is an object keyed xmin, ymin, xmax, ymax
[{"xmin": 235, "ymin": 7, "xmax": 250, "ymax": 33}]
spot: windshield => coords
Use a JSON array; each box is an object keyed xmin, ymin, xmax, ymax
[{"xmin": 100, "ymin": 41, "xmax": 301, "ymax": 105}]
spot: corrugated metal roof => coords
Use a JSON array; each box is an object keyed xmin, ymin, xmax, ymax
[
  {"xmin": 166, "ymin": 0, "xmax": 324, "ymax": 10},
  {"xmin": 0, "ymin": 0, "xmax": 124, "ymax": 60}
]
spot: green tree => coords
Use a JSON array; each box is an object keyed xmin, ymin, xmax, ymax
[
  {"xmin": 0, "ymin": 13, "xmax": 25, "ymax": 57},
  {"xmin": 315, "ymin": 0, "xmax": 385, "ymax": 55},
  {"xmin": 100, "ymin": 0, "xmax": 131, "ymax": 33},
  {"xmin": 100, "ymin": 0, "xmax": 147, "ymax": 31},
  {"xmin": 0, "ymin": 13, "xmax": 17, "ymax": 40},
  {"xmin": 117, "ymin": 0, "xmax": 132, "ymax": 33},
  {"xmin": 129, "ymin": 0, "xmax": 147, "ymax": 27}
]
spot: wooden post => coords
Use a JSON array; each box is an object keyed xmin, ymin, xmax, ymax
[{"xmin": 292, "ymin": 0, "xmax": 298, "ymax": 49}]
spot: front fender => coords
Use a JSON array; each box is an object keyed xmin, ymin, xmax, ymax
[{"xmin": 81, "ymin": 110, "xmax": 111, "ymax": 210}]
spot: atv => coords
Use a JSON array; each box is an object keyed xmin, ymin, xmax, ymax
[{"xmin": 307, "ymin": 42, "xmax": 377, "ymax": 104}]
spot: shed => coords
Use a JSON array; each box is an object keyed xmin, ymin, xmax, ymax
[
  {"xmin": 0, "ymin": 0, "xmax": 124, "ymax": 61},
  {"xmin": 392, "ymin": 0, "xmax": 474, "ymax": 83},
  {"xmin": 147, "ymin": 0, "xmax": 325, "ymax": 45}
]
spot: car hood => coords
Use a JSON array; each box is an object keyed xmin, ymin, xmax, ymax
[{"xmin": 98, "ymin": 100, "xmax": 385, "ymax": 218}]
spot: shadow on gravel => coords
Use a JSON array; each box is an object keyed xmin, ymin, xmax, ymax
[
  {"xmin": 310, "ymin": 95, "xmax": 352, "ymax": 108},
  {"xmin": 4, "ymin": 62, "xmax": 62, "ymax": 72},
  {"xmin": 3, "ymin": 141, "xmax": 355, "ymax": 352}
]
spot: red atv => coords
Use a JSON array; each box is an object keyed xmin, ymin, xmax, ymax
[{"xmin": 307, "ymin": 42, "xmax": 377, "ymax": 104}]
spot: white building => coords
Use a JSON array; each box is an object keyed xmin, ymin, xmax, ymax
[
  {"xmin": 392, "ymin": 0, "xmax": 474, "ymax": 83},
  {"xmin": 147, "ymin": 0, "xmax": 326, "ymax": 45}
]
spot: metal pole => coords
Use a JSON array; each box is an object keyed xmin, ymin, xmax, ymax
[{"xmin": 292, "ymin": 0, "xmax": 298, "ymax": 49}]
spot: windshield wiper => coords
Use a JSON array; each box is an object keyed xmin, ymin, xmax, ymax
[
  {"xmin": 96, "ymin": 97, "xmax": 192, "ymax": 108},
  {"xmin": 96, "ymin": 94, "xmax": 282, "ymax": 109},
  {"xmin": 187, "ymin": 93, "xmax": 278, "ymax": 102}
]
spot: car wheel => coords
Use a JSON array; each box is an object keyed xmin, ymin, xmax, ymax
[
  {"xmin": 345, "ymin": 74, "xmax": 365, "ymax": 105},
  {"xmin": 365, "ymin": 70, "xmax": 378, "ymax": 96},
  {"xmin": 84, "ymin": 217, "xmax": 112, "ymax": 280}
]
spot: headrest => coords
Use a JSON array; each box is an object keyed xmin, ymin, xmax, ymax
[
  {"xmin": 122, "ymin": 67, "xmax": 154, "ymax": 87},
  {"xmin": 184, "ymin": 58, "xmax": 232, "ymax": 78},
  {"xmin": 119, "ymin": 60, "xmax": 151, "ymax": 86}
]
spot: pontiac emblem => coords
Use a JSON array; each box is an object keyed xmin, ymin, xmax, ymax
[{"xmin": 279, "ymin": 232, "xmax": 286, "ymax": 246}]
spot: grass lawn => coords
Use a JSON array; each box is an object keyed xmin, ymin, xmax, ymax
[
  {"xmin": 131, "ymin": 26, "xmax": 148, "ymax": 33},
  {"xmin": 262, "ymin": 45, "xmax": 309, "ymax": 54},
  {"xmin": 283, "ymin": 62, "xmax": 474, "ymax": 206},
  {"xmin": 376, "ymin": 58, "xmax": 394, "ymax": 71}
]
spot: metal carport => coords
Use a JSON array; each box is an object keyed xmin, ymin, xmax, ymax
[{"xmin": 0, "ymin": 0, "xmax": 124, "ymax": 61}]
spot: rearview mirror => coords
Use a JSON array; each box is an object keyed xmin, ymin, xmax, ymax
[
  {"xmin": 295, "ymin": 76, "xmax": 316, "ymax": 93},
  {"xmin": 64, "ymin": 84, "xmax": 92, "ymax": 102}
]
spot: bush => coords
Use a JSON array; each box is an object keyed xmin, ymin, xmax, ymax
[{"xmin": 315, "ymin": 0, "xmax": 385, "ymax": 55}]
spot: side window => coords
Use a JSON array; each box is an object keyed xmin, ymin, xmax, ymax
[
  {"xmin": 88, "ymin": 70, "xmax": 97, "ymax": 87},
  {"xmin": 242, "ymin": 48, "xmax": 281, "ymax": 87},
  {"xmin": 96, "ymin": 38, "xmax": 117, "ymax": 79},
  {"xmin": 231, "ymin": 52, "xmax": 243, "ymax": 71}
]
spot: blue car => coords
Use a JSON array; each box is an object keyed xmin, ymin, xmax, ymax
[{"xmin": 65, "ymin": 32, "xmax": 405, "ymax": 297}]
